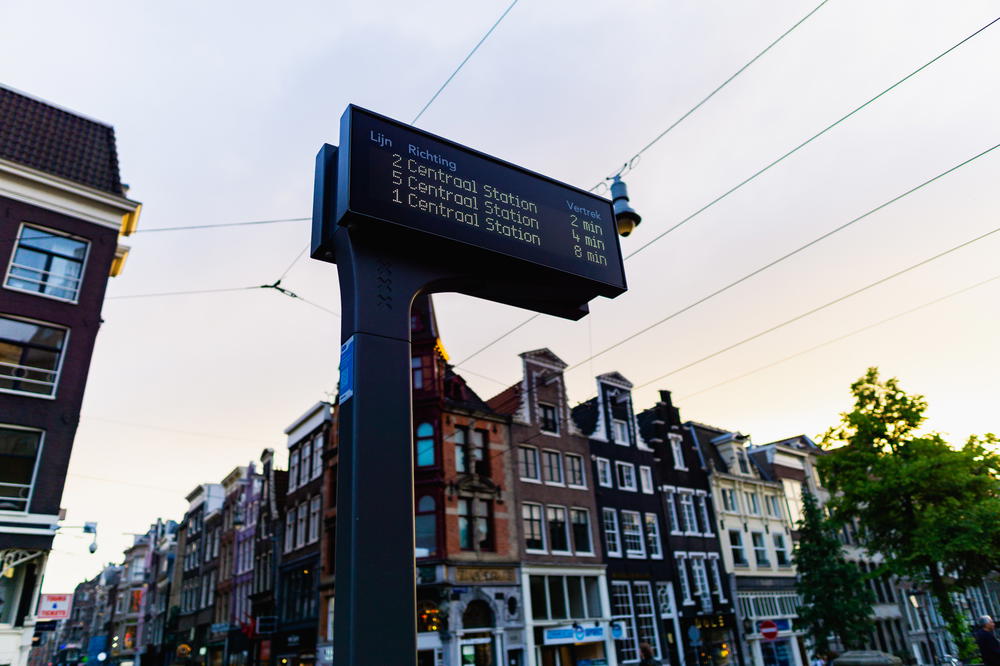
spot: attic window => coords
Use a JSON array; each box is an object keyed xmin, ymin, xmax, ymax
[
  {"xmin": 612, "ymin": 419, "xmax": 629, "ymax": 445},
  {"xmin": 737, "ymin": 451, "xmax": 750, "ymax": 475}
]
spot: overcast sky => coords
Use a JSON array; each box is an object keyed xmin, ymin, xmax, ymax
[{"xmin": 3, "ymin": 0, "xmax": 998, "ymax": 592}]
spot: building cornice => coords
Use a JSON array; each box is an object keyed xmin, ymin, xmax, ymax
[{"xmin": 0, "ymin": 157, "xmax": 141, "ymax": 233}]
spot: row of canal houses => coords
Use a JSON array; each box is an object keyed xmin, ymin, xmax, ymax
[{"xmin": 61, "ymin": 295, "xmax": 918, "ymax": 666}]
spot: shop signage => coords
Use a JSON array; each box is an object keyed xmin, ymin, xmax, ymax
[
  {"xmin": 37, "ymin": 594, "xmax": 72, "ymax": 620},
  {"xmin": 455, "ymin": 567, "xmax": 516, "ymax": 584},
  {"xmin": 542, "ymin": 623, "xmax": 608, "ymax": 646},
  {"xmin": 687, "ymin": 625, "xmax": 702, "ymax": 647}
]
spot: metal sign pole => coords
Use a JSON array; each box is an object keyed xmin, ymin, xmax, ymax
[
  {"xmin": 331, "ymin": 226, "xmax": 446, "ymax": 666},
  {"xmin": 313, "ymin": 105, "xmax": 629, "ymax": 666}
]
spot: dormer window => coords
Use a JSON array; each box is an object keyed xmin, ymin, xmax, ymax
[
  {"xmin": 539, "ymin": 403, "xmax": 559, "ymax": 434},
  {"xmin": 737, "ymin": 451, "xmax": 750, "ymax": 475},
  {"xmin": 612, "ymin": 419, "xmax": 629, "ymax": 445}
]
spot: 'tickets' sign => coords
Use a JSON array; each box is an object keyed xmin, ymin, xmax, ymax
[{"xmin": 37, "ymin": 594, "xmax": 72, "ymax": 620}]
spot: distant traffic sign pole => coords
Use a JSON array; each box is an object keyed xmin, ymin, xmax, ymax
[{"xmin": 312, "ymin": 106, "xmax": 627, "ymax": 665}]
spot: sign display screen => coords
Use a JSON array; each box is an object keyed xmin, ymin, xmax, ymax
[{"xmin": 338, "ymin": 106, "xmax": 626, "ymax": 293}]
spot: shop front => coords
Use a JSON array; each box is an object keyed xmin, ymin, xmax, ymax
[
  {"xmin": 272, "ymin": 626, "xmax": 316, "ymax": 666},
  {"xmin": 537, "ymin": 622, "xmax": 614, "ymax": 666},
  {"xmin": 748, "ymin": 620, "xmax": 802, "ymax": 666},
  {"xmin": 683, "ymin": 614, "xmax": 738, "ymax": 666}
]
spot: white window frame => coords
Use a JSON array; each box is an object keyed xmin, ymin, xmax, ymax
[
  {"xmin": 284, "ymin": 512, "xmax": 295, "ymax": 553},
  {"xmin": 289, "ymin": 449, "xmax": 300, "ymax": 491},
  {"xmin": 518, "ymin": 445, "xmax": 541, "ymax": 483},
  {"xmin": 655, "ymin": 581, "xmax": 676, "ymax": 619},
  {"xmin": 596, "ymin": 457, "xmax": 613, "ymax": 488},
  {"xmin": 697, "ymin": 494, "xmax": 714, "ymax": 536},
  {"xmin": 570, "ymin": 507, "xmax": 594, "ymax": 555},
  {"xmin": 620, "ymin": 510, "xmax": 646, "ymax": 559},
  {"xmin": 610, "ymin": 581, "xmax": 639, "ymax": 663},
  {"xmin": 773, "ymin": 533, "xmax": 790, "ymax": 566},
  {"xmin": 602, "ymin": 508, "xmax": 621, "ymax": 557},
  {"xmin": 752, "ymin": 531, "xmax": 770, "ymax": 567},
  {"xmin": 638, "ymin": 466, "xmax": 654, "ymax": 494},
  {"xmin": 669, "ymin": 433, "xmax": 687, "ymax": 470},
  {"xmin": 745, "ymin": 492, "xmax": 760, "ymax": 515},
  {"xmin": 644, "ymin": 513, "xmax": 663, "ymax": 559},
  {"xmin": 690, "ymin": 555, "xmax": 711, "ymax": 606},
  {"xmin": 522, "ymin": 502, "xmax": 546, "ymax": 553},
  {"xmin": 4, "ymin": 223, "xmax": 91, "ymax": 304},
  {"xmin": 300, "ymin": 440, "xmax": 312, "ymax": 483},
  {"xmin": 547, "ymin": 505, "xmax": 572, "ymax": 554},
  {"xmin": 538, "ymin": 402, "xmax": 560, "ymax": 435},
  {"xmin": 296, "ymin": 502, "xmax": 307, "ymax": 548},
  {"xmin": 632, "ymin": 581, "xmax": 663, "ymax": 659},
  {"xmin": 766, "ymin": 494, "xmax": 782, "ymax": 519},
  {"xmin": 729, "ymin": 530, "xmax": 747, "ymax": 566},
  {"xmin": 721, "ymin": 487, "xmax": 738, "ymax": 513},
  {"xmin": 615, "ymin": 461, "xmax": 637, "ymax": 492},
  {"xmin": 679, "ymin": 492, "xmax": 698, "ymax": 535},
  {"xmin": 564, "ymin": 453, "xmax": 587, "ymax": 489},
  {"xmin": 612, "ymin": 419, "xmax": 629, "ymax": 446},
  {"xmin": 676, "ymin": 554, "xmax": 693, "ymax": 605},
  {"xmin": 708, "ymin": 554, "xmax": 728, "ymax": 602},
  {"xmin": 0, "ymin": 314, "xmax": 70, "ymax": 400},
  {"xmin": 0, "ymin": 424, "xmax": 44, "ymax": 513},
  {"xmin": 308, "ymin": 495, "xmax": 321, "ymax": 543},
  {"xmin": 312, "ymin": 434, "xmax": 324, "ymax": 479},
  {"xmin": 665, "ymin": 490, "xmax": 682, "ymax": 535},
  {"xmin": 542, "ymin": 449, "xmax": 564, "ymax": 486}
]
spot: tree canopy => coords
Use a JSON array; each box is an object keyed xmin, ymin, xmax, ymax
[
  {"xmin": 820, "ymin": 368, "xmax": 1000, "ymax": 658},
  {"xmin": 793, "ymin": 491, "xmax": 874, "ymax": 654}
]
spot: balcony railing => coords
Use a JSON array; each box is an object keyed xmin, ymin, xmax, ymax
[
  {"xmin": 0, "ymin": 481, "xmax": 32, "ymax": 512},
  {"xmin": 0, "ymin": 360, "xmax": 58, "ymax": 396}
]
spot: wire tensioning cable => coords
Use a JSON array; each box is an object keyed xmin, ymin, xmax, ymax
[
  {"xmin": 589, "ymin": 0, "xmax": 832, "ymax": 191},
  {"xmin": 411, "ymin": 0, "xmax": 521, "ymax": 125}
]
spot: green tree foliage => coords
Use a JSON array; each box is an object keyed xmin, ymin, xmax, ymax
[
  {"xmin": 793, "ymin": 491, "xmax": 874, "ymax": 653},
  {"xmin": 820, "ymin": 367, "xmax": 1000, "ymax": 659}
]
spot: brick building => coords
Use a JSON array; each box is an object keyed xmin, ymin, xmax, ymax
[{"xmin": 0, "ymin": 84, "xmax": 141, "ymax": 666}]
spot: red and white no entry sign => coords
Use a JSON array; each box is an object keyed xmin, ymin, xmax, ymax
[{"xmin": 759, "ymin": 620, "xmax": 780, "ymax": 641}]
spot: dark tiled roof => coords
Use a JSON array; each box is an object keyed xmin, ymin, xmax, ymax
[
  {"xmin": 571, "ymin": 398, "xmax": 598, "ymax": 437},
  {"xmin": 0, "ymin": 85, "xmax": 123, "ymax": 194},
  {"xmin": 486, "ymin": 383, "xmax": 521, "ymax": 415}
]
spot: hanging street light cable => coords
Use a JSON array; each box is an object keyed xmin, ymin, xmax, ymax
[
  {"xmin": 451, "ymin": 13, "xmax": 1000, "ymax": 372},
  {"xmin": 563, "ymin": 140, "xmax": 1000, "ymax": 373},
  {"xmin": 411, "ymin": 0, "xmax": 521, "ymax": 125},
  {"xmin": 589, "ymin": 0, "xmax": 833, "ymax": 192},
  {"xmin": 633, "ymin": 219, "xmax": 1000, "ymax": 390},
  {"xmin": 676, "ymin": 271, "xmax": 1000, "ymax": 401}
]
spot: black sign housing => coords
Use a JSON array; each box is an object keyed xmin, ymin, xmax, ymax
[{"xmin": 313, "ymin": 106, "xmax": 627, "ymax": 319}]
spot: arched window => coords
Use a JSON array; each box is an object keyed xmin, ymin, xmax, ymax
[
  {"xmin": 416, "ymin": 422, "xmax": 435, "ymax": 467},
  {"xmin": 415, "ymin": 495, "xmax": 437, "ymax": 558},
  {"xmin": 462, "ymin": 599, "xmax": 494, "ymax": 629}
]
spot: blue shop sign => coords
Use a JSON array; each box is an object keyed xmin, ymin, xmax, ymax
[{"xmin": 543, "ymin": 624, "xmax": 607, "ymax": 645}]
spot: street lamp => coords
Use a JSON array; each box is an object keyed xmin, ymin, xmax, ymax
[{"xmin": 610, "ymin": 174, "xmax": 641, "ymax": 237}]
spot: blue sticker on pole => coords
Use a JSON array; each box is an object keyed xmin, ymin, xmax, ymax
[{"xmin": 339, "ymin": 336, "xmax": 355, "ymax": 402}]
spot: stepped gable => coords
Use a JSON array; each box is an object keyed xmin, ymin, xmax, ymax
[{"xmin": 0, "ymin": 84, "xmax": 124, "ymax": 194}]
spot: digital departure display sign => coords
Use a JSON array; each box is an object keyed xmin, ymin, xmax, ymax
[{"xmin": 333, "ymin": 106, "xmax": 626, "ymax": 295}]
